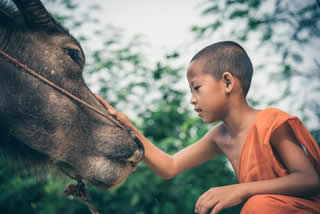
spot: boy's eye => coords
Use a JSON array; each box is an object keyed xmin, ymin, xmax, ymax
[{"xmin": 194, "ymin": 86, "xmax": 200, "ymax": 91}]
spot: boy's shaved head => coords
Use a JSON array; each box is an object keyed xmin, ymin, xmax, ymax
[{"xmin": 191, "ymin": 41, "xmax": 253, "ymax": 97}]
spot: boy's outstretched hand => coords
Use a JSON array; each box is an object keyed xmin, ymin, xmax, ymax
[
  {"xmin": 195, "ymin": 184, "xmax": 247, "ymax": 214},
  {"xmin": 95, "ymin": 95, "xmax": 134, "ymax": 129}
]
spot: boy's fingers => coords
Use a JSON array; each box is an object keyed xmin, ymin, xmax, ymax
[
  {"xmin": 195, "ymin": 191, "xmax": 207, "ymax": 212},
  {"xmin": 94, "ymin": 94, "xmax": 103, "ymax": 101},
  {"xmin": 210, "ymin": 202, "xmax": 223, "ymax": 214},
  {"xmin": 95, "ymin": 94, "xmax": 108, "ymax": 106},
  {"xmin": 103, "ymin": 101, "xmax": 114, "ymax": 110},
  {"xmin": 108, "ymin": 108, "xmax": 115, "ymax": 113},
  {"xmin": 95, "ymin": 94, "xmax": 116, "ymax": 112},
  {"xmin": 94, "ymin": 94, "xmax": 131, "ymax": 125}
]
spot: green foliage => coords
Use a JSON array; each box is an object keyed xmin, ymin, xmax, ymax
[{"xmin": 311, "ymin": 130, "xmax": 320, "ymax": 147}]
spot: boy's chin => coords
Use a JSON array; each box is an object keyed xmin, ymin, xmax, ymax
[{"xmin": 201, "ymin": 117, "xmax": 216, "ymax": 124}]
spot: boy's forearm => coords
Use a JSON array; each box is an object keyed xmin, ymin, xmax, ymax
[
  {"xmin": 242, "ymin": 171, "xmax": 320, "ymax": 199},
  {"xmin": 131, "ymin": 126, "xmax": 176, "ymax": 179}
]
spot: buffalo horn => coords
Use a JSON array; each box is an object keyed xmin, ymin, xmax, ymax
[{"xmin": 13, "ymin": 0, "xmax": 55, "ymax": 29}]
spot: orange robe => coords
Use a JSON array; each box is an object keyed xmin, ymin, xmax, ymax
[{"xmin": 239, "ymin": 108, "xmax": 320, "ymax": 214}]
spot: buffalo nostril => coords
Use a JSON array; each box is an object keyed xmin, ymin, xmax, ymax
[
  {"xmin": 127, "ymin": 149, "xmax": 143, "ymax": 166},
  {"xmin": 128, "ymin": 160, "xmax": 137, "ymax": 168}
]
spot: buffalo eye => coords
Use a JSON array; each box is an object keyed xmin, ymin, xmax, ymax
[{"xmin": 64, "ymin": 48, "xmax": 82, "ymax": 66}]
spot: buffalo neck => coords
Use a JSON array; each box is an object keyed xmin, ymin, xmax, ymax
[{"xmin": 0, "ymin": 25, "xmax": 10, "ymax": 51}]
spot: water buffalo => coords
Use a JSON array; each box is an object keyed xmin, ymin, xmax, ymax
[{"xmin": 0, "ymin": 0, "xmax": 144, "ymax": 190}]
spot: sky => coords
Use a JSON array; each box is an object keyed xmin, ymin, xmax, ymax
[{"xmin": 97, "ymin": 0, "xmax": 205, "ymax": 62}]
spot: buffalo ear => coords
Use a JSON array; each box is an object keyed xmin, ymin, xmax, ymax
[{"xmin": 12, "ymin": 0, "xmax": 56, "ymax": 30}]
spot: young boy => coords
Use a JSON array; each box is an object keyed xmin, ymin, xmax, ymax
[{"xmin": 96, "ymin": 41, "xmax": 320, "ymax": 214}]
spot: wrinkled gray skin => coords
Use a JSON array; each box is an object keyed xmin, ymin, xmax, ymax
[{"xmin": 0, "ymin": 0, "xmax": 143, "ymax": 189}]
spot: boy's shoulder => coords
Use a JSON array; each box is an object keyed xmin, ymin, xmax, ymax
[
  {"xmin": 208, "ymin": 108, "xmax": 297, "ymax": 144},
  {"xmin": 207, "ymin": 122, "xmax": 229, "ymax": 144},
  {"xmin": 254, "ymin": 107, "xmax": 297, "ymax": 131},
  {"xmin": 257, "ymin": 107, "xmax": 294, "ymax": 121}
]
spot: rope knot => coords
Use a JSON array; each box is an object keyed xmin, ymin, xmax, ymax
[
  {"xmin": 64, "ymin": 178, "xmax": 100, "ymax": 214},
  {"xmin": 64, "ymin": 180, "xmax": 89, "ymax": 202}
]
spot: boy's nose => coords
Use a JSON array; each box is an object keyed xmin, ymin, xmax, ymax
[{"xmin": 190, "ymin": 95, "xmax": 196, "ymax": 105}]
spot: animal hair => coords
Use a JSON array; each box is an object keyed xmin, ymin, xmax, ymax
[
  {"xmin": 0, "ymin": 122, "xmax": 50, "ymax": 179},
  {"xmin": 0, "ymin": 0, "xmax": 77, "ymax": 178}
]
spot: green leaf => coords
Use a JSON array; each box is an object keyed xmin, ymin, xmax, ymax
[
  {"xmin": 248, "ymin": 18, "xmax": 261, "ymax": 30},
  {"xmin": 262, "ymin": 29, "xmax": 272, "ymax": 41},
  {"xmin": 166, "ymin": 52, "xmax": 180, "ymax": 59},
  {"xmin": 248, "ymin": 0, "xmax": 261, "ymax": 8},
  {"xmin": 191, "ymin": 25, "xmax": 200, "ymax": 32},
  {"xmin": 210, "ymin": 20, "xmax": 222, "ymax": 31},
  {"xmin": 202, "ymin": 5, "xmax": 219, "ymax": 15},
  {"xmin": 229, "ymin": 9, "xmax": 249, "ymax": 19},
  {"xmin": 291, "ymin": 53, "xmax": 303, "ymax": 63}
]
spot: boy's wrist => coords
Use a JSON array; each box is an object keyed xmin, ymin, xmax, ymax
[{"xmin": 239, "ymin": 183, "xmax": 253, "ymax": 200}]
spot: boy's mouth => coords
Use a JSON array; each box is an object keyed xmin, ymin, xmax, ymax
[{"xmin": 194, "ymin": 108, "xmax": 202, "ymax": 113}]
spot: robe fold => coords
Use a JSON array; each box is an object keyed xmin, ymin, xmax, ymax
[{"xmin": 239, "ymin": 108, "xmax": 320, "ymax": 214}]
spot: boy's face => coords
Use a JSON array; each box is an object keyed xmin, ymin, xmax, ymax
[{"xmin": 187, "ymin": 59, "xmax": 228, "ymax": 123}]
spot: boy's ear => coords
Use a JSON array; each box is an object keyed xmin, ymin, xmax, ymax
[{"xmin": 222, "ymin": 72, "xmax": 233, "ymax": 94}]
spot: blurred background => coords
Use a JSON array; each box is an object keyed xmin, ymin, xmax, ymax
[{"xmin": 1, "ymin": 0, "xmax": 319, "ymax": 213}]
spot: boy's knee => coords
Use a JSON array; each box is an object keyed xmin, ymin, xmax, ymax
[{"xmin": 241, "ymin": 194, "xmax": 280, "ymax": 214}]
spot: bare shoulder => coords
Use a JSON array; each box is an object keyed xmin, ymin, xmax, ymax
[{"xmin": 206, "ymin": 122, "xmax": 230, "ymax": 145}]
